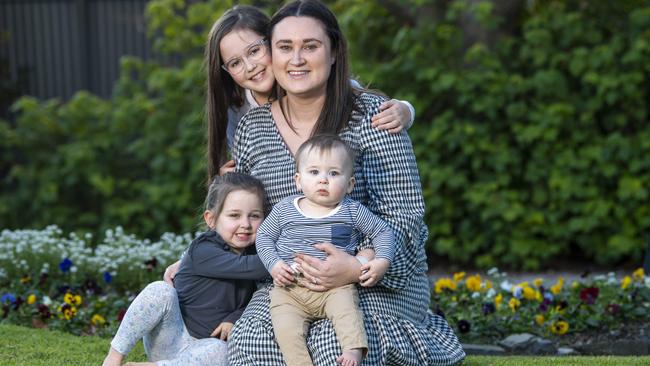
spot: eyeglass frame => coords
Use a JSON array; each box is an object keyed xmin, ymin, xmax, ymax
[{"xmin": 221, "ymin": 38, "xmax": 269, "ymax": 75}]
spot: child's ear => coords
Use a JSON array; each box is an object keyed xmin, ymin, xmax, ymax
[
  {"xmin": 346, "ymin": 176, "xmax": 356, "ymax": 194},
  {"xmin": 294, "ymin": 172, "xmax": 303, "ymax": 191},
  {"xmin": 203, "ymin": 210, "xmax": 215, "ymax": 229}
]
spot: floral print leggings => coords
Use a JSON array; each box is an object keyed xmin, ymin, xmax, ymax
[{"xmin": 110, "ymin": 281, "xmax": 229, "ymax": 366}]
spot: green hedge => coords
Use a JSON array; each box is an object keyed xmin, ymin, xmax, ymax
[{"xmin": 1, "ymin": 0, "xmax": 649, "ymax": 269}]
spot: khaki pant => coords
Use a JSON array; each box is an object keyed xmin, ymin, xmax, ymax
[{"xmin": 270, "ymin": 284, "xmax": 368, "ymax": 366}]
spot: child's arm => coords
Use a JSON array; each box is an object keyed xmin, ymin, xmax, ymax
[
  {"xmin": 191, "ymin": 243, "xmax": 268, "ymax": 280},
  {"xmin": 255, "ymin": 201, "xmax": 295, "ymax": 285},
  {"xmin": 371, "ymin": 99, "xmax": 415, "ymax": 133},
  {"xmin": 350, "ymin": 200, "xmax": 396, "ymax": 286}
]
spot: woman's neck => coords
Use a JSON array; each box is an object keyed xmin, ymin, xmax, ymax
[{"xmin": 283, "ymin": 93, "xmax": 326, "ymax": 130}]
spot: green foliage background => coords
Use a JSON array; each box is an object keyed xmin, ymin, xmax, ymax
[{"xmin": 1, "ymin": 0, "xmax": 649, "ymax": 269}]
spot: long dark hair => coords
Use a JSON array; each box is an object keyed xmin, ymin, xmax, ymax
[
  {"xmin": 205, "ymin": 6, "xmax": 270, "ymax": 182},
  {"xmin": 268, "ymin": 0, "xmax": 358, "ymax": 137}
]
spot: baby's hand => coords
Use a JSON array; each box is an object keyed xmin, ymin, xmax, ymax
[
  {"xmin": 359, "ymin": 258, "xmax": 390, "ymax": 287},
  {"xmin": 271, "ymin": 261, "xmax": 295, "ymax": 287}
]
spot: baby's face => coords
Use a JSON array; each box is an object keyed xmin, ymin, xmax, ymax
[{"xmin": 294, "ymin": 147, "xmax": 354, "ymax": 208}]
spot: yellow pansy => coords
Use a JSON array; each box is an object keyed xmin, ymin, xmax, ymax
[
  {"xmin": 484, "ymin": 280, "xmax": 493, "ymax": 290},
  {"xmin": 522, "ymin": 286, "xmax": 536, "ymax": 300},
  {"xmin": 466, "ymin": 274, "xmax": 482, "ymax": 292},
  {"xmin": 621, "ymin": 276, "xmax": 632, "ymax": 290},
  {"xmin": 63, "ymin": 293, "xmax": 75, "ymax": 305},
  {"xmin": 434, "ymin": 278, "xmax": 457, "ymax": 294},
  {"xmin": 91, "ymin": 314, "xmax": 107, "ymax": 326},
  {"xmin": 550, "ymin": 320, "xmax": 569, "ymax": 335},
  {"xmin": 633, "ymin": 268, "xmax": 645, "ymax": 281},
  {"xmin": 550, "ymin": 277, "xmax": 564, "ymax": 295},
  {"xmin": 73, "ymin": 295, "xmax": 82, "ymax": 306},
  {"xmin": 571, "ymin": 281, "xmax": 579, "ymax": 289},
  {"xmin": 533, "ymin": 278, "xmax": 543, "ymax": 288},
  {"xmin": 27, "ymin": 294, "xmax": 37, "ymax": 305},
  {"xmin": 535, "ymin": 314, "xmax": 545, "ymax": 326},
  {"xmin": 58, "ymin": 305, "xmax": 77, "ymax": 320},
  {"xmin": 508, "ymin": 298, "xmax": 521, "ymax": 312},
  {"xmin": 495, "ymin": 293, "xmax": 503, "ymax": 309},
  {"xmin": 453, "ymin": 272, "xmax": 466, "ymax": 282},
  {"xmin": 535, "ymin": 290, "xmax": 543, "ymax": 302}
]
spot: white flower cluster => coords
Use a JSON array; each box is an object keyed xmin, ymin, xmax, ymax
[{"xmin": 0, "ymin": 225, "xmax": 192, "ymax": 290}]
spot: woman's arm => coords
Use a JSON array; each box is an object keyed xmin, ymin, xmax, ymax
[{"xmin": 355, "ymin": 94, "xmax": 427, "ymax": 291}]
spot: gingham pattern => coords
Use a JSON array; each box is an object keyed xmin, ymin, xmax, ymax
[{"xmin": 231, "ymin": 93, "xmax": 465, "ymax": 365}]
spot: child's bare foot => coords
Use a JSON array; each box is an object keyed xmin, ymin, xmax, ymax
[
  {"xmin": 102, "ymin": 348, "xmax": 124, "ymax": 366},
  {"xmin": 336, "ymin": 348, "xmax": 363, "ymax": 366}
]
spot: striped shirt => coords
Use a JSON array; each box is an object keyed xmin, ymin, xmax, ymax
[{"xmin": 256, "ymin": 195, "xmax": 394, "ymax": 273}]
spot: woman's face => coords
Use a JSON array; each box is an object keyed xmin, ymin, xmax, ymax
[
  {"xmin": 220, "ymin": 28, "xmax": 275, "ymax": 96},
  {"xmin": 271, "ymin": 16, "xmax": 335, "ymax": 98}
]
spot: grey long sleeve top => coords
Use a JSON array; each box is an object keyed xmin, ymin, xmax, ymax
[{"xmin": 174, "ymin": 230, "xmax": 268, "ymax": 339}]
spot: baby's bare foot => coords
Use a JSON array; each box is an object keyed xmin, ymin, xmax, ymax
[{"xmin": 335, "ymin": 348, "xmax": 363, "ymax": 366}]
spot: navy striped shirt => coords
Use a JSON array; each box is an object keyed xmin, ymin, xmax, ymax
[{"xmin": 256, "ymin": 195, "xmax": 394, "ymax": 272}]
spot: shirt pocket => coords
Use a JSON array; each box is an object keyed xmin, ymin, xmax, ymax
[{"xmin": 331, "ymin": 225, "xmax": 352, "ymax": 248}]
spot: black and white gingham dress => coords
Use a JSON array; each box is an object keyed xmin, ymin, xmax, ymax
[{"xmin": 230, "ymin": 93, "xmax": 465, "ymax": 365}]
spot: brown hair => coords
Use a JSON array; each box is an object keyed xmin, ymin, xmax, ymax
[
  {"xmin": 268, "ymin": 0, "xmax": 359, "ymax": 137},
  {"xmin": 205, "ymin": 6, "xmax": 271, "ymax": 183},
  {"xmin": 294, "ymin": 134, "xmax": 355, "ymax": 175},
  {"xmin": 203, "ymin": 172, "xmax": 269, "ymax": 228}
]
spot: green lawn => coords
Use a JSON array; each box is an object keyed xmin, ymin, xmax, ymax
[{"xmin": 1, "ymin": 324, "xmax": 649, "ymax": 365}]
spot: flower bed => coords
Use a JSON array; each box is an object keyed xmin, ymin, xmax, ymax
[
  {"xmin": 0, "ymin": 226, "xmax": 188, "ymax": 336},
  {"xmin": 432, "ymin": 268, "xmax": 650, "ymax": 344},
  {"xmin": 1, "ymin": 226, "xmax": 649, "ymax": 340}
]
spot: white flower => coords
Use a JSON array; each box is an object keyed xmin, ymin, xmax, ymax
[
  {"xmin": 486, "ymin": 288, "xmax": 496, "ymax": 298},
  {"xmin": 500, "ymin": 280, "xmax": 512, "ymax": 292},
  {"xmin": 43, "ymin": 296, "xmax": 52, "ymax": 306},
  {"xmin": 487, "ymin": 267, "xmax": 500, "ymax": 276},
  {"xmin": 471, "ymin": 292, "xmax": 481, "ymax": 299}
]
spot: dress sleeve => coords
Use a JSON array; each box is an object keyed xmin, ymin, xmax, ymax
[
  {"xmin": 191, "ymin": 243, "xmax": 268, "ymax": 280},
  {"xmin": 355, "ymin": 94, "xmax": 428, "ymax": 291},
  {"xmin": 233, "ymin": 110, "xmax": 253, "ymax": 174}
]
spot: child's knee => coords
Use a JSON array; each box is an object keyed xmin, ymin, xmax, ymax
[{"xmin": 143, "ymin": 281, "xmax": 177, "ymax": 303}]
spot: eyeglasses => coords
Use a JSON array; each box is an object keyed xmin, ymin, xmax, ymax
[{"xmin": 221, "ymin": 38, "xmax": 268, "ymax": 75}]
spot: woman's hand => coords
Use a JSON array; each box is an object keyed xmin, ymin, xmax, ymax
[
  {"xmin": 210, "ymin": 321, "xmax": 234, "ymax": 341},
  {"xmin": 219, "ymin": 159, "xmax": 236, "ymax": 176},
  {"xmin": 371, "ymin": 99, "xmax": 412, "ymax": 133},
  {"xmin": 294, "ymin": 243, "xmax": 362, "ymax": 292},
  {"xmin": 163, "ymin": 260, "xmax": 181, "ymax": 286}
]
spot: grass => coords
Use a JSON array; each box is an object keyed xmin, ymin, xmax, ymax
[
  {"xmin": 1, "ymin": 324, "xmax": 649, "ymax": 365},
  {"xmin": 0, "ymin": 324, "xmax": 146, "ymax": 365}
]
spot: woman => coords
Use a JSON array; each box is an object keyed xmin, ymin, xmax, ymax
[
  {"xmin": 229, "ymin": 1, "xmax": 465, "ymax": 365},
  {"xmin": 204, "ymin": 5, "xmax": 415, "ymax": 180}
]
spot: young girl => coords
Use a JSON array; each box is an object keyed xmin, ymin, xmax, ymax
[
  {"xmin": 205, "ymin": 5, "xmax": 417, "ymax": 179},
  {"xmin": 102, "ymin": 173, "xmax": 269, "ymax": 366}
]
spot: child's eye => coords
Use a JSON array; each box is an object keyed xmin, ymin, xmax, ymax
[
  {"xmin": 308, "ymin": 169, "xmax": 319, "ymax": 175},
  {"xmin": 228, "ymin": 213, "xmax": 239, "ymax": 218},
  {"xmin": 330, "ymin": 171, "xmax": 339, "ymax": 176},
  {"xmin": 250, "ymin": 214, "xmax": 263, "ymax": 219}
]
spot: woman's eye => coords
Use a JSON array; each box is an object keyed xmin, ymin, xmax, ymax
[
  {"xmin": 304, "ymin": 43, "xmax": 318, "ymax": 51},
  {"xmin": 278, "ymin": 45, "xmax": 291, "ymax": 52}
]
